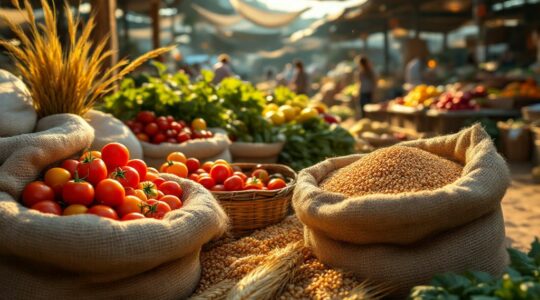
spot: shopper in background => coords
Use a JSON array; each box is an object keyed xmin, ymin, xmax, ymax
[
  {"xmin": 290, "ymin": 60, "xmax": 309, "ymax": 95},
  {"xmin": 355, "ymin": 55, "xmax": 377, "ymax": 118},
  {"xmin": 213, "ymin": 54, "xmax": 235, "ymax": 84},
  {"xmin": 405, "ymin": 56, "xmax": 425, "ymax": 87}
]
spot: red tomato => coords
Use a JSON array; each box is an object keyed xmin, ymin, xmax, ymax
[
  {"xmin": 211, "ymin": 184, "xmax": 226, "ymax": 192},
  {"xmin": 30, "ymin": 200, "xmax": 61, "ymax": 215},
  {"xmin": 77, "ymin": 157, "xmax": 107, "ymax": 186},
  {"xmin": 143, "ymin": 199, "xmax": 171, "ymax": 219},
  {"xmin": 152, "ymin": 133, "xmax": 167, "ymax": 144},
  {"xmin": 147, "ymin": 167, "xmax": 159, "ymax": 174},
  {"xmin": 144, "ymin": 122, "xmax": 159, "ymax": 136},
  {"xmin": 195, "ymin": 168, "xmax": 207, "ymax": 175},
  {"xmin": 224, "ymin": 175, "xmax": 244, "ymax": 191},
  {"xmin": 136, "ymin": 133, "xmax": 150, "ymax": 142},
  {"xmin": 267, "ymin": 178, "xmax": 287, "ymax": 190},
  {"xmin": 202, "ymin": 161, "xmax": 213, "ymax": 172},
  {"xmin": 198, "ymin": 176, "xmax": 216, "ymax": 189},
  {"xmin": 121, "ymin": 212, "xmax": 146, "ymax": 221},
  {"xmin": 159, "ymin": 181, "xmax": 183, "ymax": 197},
  {"xmin": 156, "ymin": 116, "xmax": 169, "ymax": 131},
  {"xmin": 139, "ymin": 181, "xmax": 158, "ymax": 199},
  {"xmin": 210, "ymin": 164, "xmax": 231, "ymax": 184},
  {"xmin": 152, "ymin": 190, "xmax": 165, "ymax": 200},
  {"xmin": 176, "ymin": 132, "xmax": 191, "ymax": 143},
  {"xmin": 233, "ymin": 171, "xmax": 248, "ymax": 182},
  {"xmin": 185, "ymin": 158, "xmax": 200, "ymax": 173},
  {"xmin": 165, "ymin": 129, "xmax": 178, "ymax": 138},
  {"xmin": 152, "ymin": 177, "xmax": 166, "ymax": 187},
  {"xmin": 63, "ymin": 178, "xmax": 95, "ymax": 206},
  {"xmin": 244, "ymin": 177, "xmax": 264, "ymax": 190},
  {"xmin": 189, "ymin": 173, "xmax": 200, "ymax": 182},
  {"xmin": 160, "ymin": 195, "xmax": 182, "ymax": 210},
  {"xmin": 101, "ymin": 143, "xmax": 130, "ymax": 170},
  {"xmin": 166, "ymin": 116, "xmax": 175, "ymax": 124},
  {"xmin": 170, "ymin": 121, "xmax": 182, "ymax": 132},
  {"xmin": 252, "ymin": 169, "xmax": 270, "ymax": 183},
  {"xmin": 145, "ymin": 172, "xmax": 160, "ymax": 182},
  {"xmin": 88, "ymin": 205, "xmax": 119, "ymax": 220},
  {"xmin": 126, "ymin": 159, "xmax": 147, "ymax": 180},
  {"xmin": 22, "ymin": 181, "xmax": 55, "ymax": 207},
  {"xmin": 110, "ymin": 166, "xmax": 140, "ymax": 189},
  {"xmin": 136, "ymin": 111, "xmax": 155, "ymax": 124},
  {"xmin": 130, "ymin": 122, "xmax": 144, "ymax": 134},
  {"xmin": 95, "ymin": 179, "xmax": 125, "ymax": 207},
  {"xmin": 116, "ymin": 195, "xmax": 143, "ymax": 217},
  {"xmin": 60, "ymin": 159, "xmax": 79, "ymax": 177}
]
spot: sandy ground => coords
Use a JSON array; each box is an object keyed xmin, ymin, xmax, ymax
[{"xmin": 503, "ymin": 163, "xmax": 540, "ymax": 251}]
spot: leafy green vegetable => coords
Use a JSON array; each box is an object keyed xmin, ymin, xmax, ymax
[{"xmin": 408, "ymin": 239, "xmax": 540, "ymax": 299}]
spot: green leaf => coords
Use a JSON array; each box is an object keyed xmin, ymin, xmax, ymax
[
  {"xmin": 508, "ymin": 248, "xmax": 537, "ymax": 276},
  {"xmin": 528, "ymin": 237, "xmax": 540, "ymax": 264}
]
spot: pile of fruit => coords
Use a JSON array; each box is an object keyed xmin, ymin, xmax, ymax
[
  {"xmin": 393, "ymin": 85, "xmax": 442, "ymax": 109},
  {"xmin": 22, "ymin": 143, "xmax": 183, "ymax": 220},
  {"xmin": 159, "ymin": 152, "xmax": 292, "ymax": 192},
  {"xmin": 263, "ymin": 102, "xmax": 339, "ymax": 126},
  {"xmin": 126, "ymin": 111, "xmax": 212, "ymax": 144},
  {"xmin": 434, "ymin": 90, "xmax": 479, "ymax": 111},
  {"xmin": 501, "ymin": 79, "xmax": 540, "ymax": 98}
]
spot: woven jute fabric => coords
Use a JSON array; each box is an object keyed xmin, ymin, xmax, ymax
[
  {"xmin": 0, "ymin": 69, "xmax": 37, "ymax": 137},
  {"xmin": 293, "ymin": 125, "xmax": 510, "ymax": 296},
  {"xmin": 0, "ymin": 114, "xmax": 229, "ymax": 299}
]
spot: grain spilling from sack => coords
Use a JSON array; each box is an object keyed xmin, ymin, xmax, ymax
[
  {"xmin": 194, "ymin": 216, "xmax": 367, "ymax": 300},
  {"xmin": 321, "ymin": 145, "xmax": 463, "ymax": 197}
]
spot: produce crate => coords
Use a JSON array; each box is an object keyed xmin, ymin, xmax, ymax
[
  {"xmin": 363, "ymin": 104, "xmax": 389, "ymax": 123},
  {"xmin": 388, "ymin": 105, "xmax": 433, "ymax": 133},
  {"xmin": 523, "ymin": 105, "xmax": 540, "ymax": 123},
  {"xmin": 212, "ymin": 163, "xmax": 296, "ymax": 236},
  {"xmin": 426, "ymin": 109, "xmax": 521, "ymax": 135},
  {"xmin": 497, "ymin": 123, "xmax": 532, "ymax": 162}
]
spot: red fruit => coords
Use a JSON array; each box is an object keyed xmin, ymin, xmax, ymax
[
  {"xmin": 136, "ymin": 133, "xmax": 150, "ymax": 142},
  {"xmin": 166, "ymin": 129, "xmax": 178, "ymax": 138},
  {"xmin": 116, "ymin": 195, "xmax": 143, "ymax": 217},
  {"xmin": 176, "ymin": 132, "xmax": 191, "ymax": 143},
  {"xmin": 122, "ymin": 212, "xmax": 145, "ymax": 221},
  {"xmin": 189, "ymin": 173, "xmax": 200, "ymax": 181},
  {"xmin": 160, "ymin": 195, "xmax": 182, "ymax": 210},
  {"xmin": 22, "ymin": 181, "xmax": 55, "ymax": 207},
  {"xmin": 166, "ymin": 116, "xmax": 175, "ymax": 124},
  {"xmin": 267, "ymin": 178, "xmax": 287, "ymax": 190},
  {"xmin": 63, "ymin": 178, "xmax": 95, "ymax": 206},
  {"xmin": 153, "ymin": 177, "xmax": 166, "ymax": 187},
  {"xmin": 210, "ymin": 164, "xmax": 231, "ymax": 184},
  {"xmin": 110, "ymin": 166, "xmax": 140, "ymax": 189},
  {"xmin": 156, "ymin": 116, "xmax": 169, "ymax": 131},
  {"xmin": 126, "ymin": 159, "xmax": 147, "ymax": 180},
  {"xmin": 95, "ymin": 179, "xmax": 125, "ymax": 207},
  {"xmin": 61, "ymin": 159, "xmax": 80, "ymax": 177},
  {"xmin": 159, "ymin": 181, "xmax": 183, "ymax": 197},
  {"xmin": 167, "ymin": 138, "xmax": 177, "ymax": 143},
  {"xmin": 198, "ymin": 176, "xmax": 216, "ymax": 189},
  {"xmin": 77, "ymin": 157, "xmax": 108, "ymax": 186},
  {"xmin": 244, "ymin": 177, "xmax": 264, "ymax": 190},
  {"xmin": 211, "ymin": 184, "xmax": 226, "ymax": 192},
  {"xmin": 143, "ymin": 199, "xmax": 171, "ymax": 219},
  {"xmin": 179, "ymin": 120, "xmax": 187, "ymax": 128},
  {"xmin": 192, "ymin": 130, "xmax": 203, "ymax": 139},
  {"xmin": 170, "ymin": 121, "xmax": 182, "ymax": 132},
  {"xmin": 130, "ymin": 122, "xmax": 144, "ymax": 134},
  {"xmin": 185, "ymin": 158, "xmax": 200, "ymax": 173},
  {"xmin": 101, "ymin": 142, "xmax": 130, "ymax": 170},
  {"xmin": 136, "ymin": 111, "xmax": 155, "ymax": 124},
  {"xmin": 252, "ymin": 169, "xmax": 269, "ymax": 184},
  {"xmin": 144, "ymin": 122, "xmax": 159, "ymax": 136},
  {"xmin": 224, "ymin": 175, "xmax": 244, "ymax": 191},
  {"xmin": 31, "ymin": 200, "xmax": 62, "ymax": 215},
  {"xmin": 195, "ymin": 168, "xmax": 207, "ymax": 175},
  {"xmin": 88, "ymin": 205, "xmax": 119, "ymax": 220},
  {"xmin": 233, "ymin": 171, "xmax": 247, "ymax": 182},
  {"xmin": 152, "ymin": 133, "xmax": 167, "ymax": 144}
]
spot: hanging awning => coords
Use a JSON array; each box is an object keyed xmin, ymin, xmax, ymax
[
  {"xmin": 229, "ymin": 0, "xmax": 308, "ymax": 28},
  {"xmin": 192, "ymin": 4, "xmax": 243, "ymax": 27}
]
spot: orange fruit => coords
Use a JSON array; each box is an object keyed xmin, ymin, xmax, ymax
[{"xmin": 167, "ymin": 152, "xmax": 187, "ymax": 164}]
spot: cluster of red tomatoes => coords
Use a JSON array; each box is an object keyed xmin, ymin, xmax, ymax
[
  {"xmin": 159, "ymin": 152, "xmax": 289, "ymax": 192},
  {"xmin": 126, "ymin": 111, "xmax": 213, "ymax": 144},
  {"xmin": 22, "ymin": 143, "xmax": 183, "ymax": 221}
]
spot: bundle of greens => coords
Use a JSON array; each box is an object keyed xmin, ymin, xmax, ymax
[{"xmin": 409, "ymin": 239, "xmax": 540, "ymax": 300}]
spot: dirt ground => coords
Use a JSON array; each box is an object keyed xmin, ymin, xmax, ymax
[{"xmin": 502, "ymin": 163, "xmax": 540, "ymax": 251}]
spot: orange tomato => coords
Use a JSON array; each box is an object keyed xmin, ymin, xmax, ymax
[
  {"xmin": 167, "ymin": 152, "xmax": 187, "ymax": 164},
  {"xmin": 80, "ymin": 150, "xmax": 101, "ymax": 161},
  {"xmin": 133, "ymin": 189, "xmax": 148, "ymax": 202},
  {"xmin": 202, "ymin": 161, "xmax": 213, "ymax": 173},
  {"xmin": 44, "ymin": 167, "xmax": 72, "ymax": 194},
  {"xmin": 162, "ymin": 161, "xmax": 188, "ymax": 178},
  {"xmin": 191, "ymin": 118, "xmax": 207, "ymax": 131},
  {"xmin": 63, "ymin": 204, "xmax": 88, "ymax": 216},
  {"xmin": 145, "ymin": 172, "xmax": 160, "ymax": 182}
]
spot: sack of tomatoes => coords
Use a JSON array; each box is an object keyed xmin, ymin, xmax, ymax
[
  {"xmin": 134, "ymin": 111, "xmax": 232, "ymax": 168},
  {"xmin": 0, "ymin": 114, "xmax": 228, "ymax": 299}
]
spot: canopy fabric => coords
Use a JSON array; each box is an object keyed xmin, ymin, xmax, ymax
[
  {"xmin": 192, "ymin": 4, "xmax": 243, "ymax": 27},
  {"xmin": 229, "ymin": 0, "xmax": 308, "ymax": 28}
]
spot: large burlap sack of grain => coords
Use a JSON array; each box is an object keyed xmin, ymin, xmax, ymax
[
  {"xmin": 293, "ymin": 124, "xmax": 510, "ymax": 297},
  {"xmin": 85, "ymin": 109, "xmax": 143, "ymax": 159},
  {"xmin": 0, "ymin": 114, "xmax": 229, "ymax": 299},
  {"xmin": 229, "ymin": 141, "xmax": 285, "ymax": 163},
  {"xmin": 0, "ymin": 69, "xmax": 37, "ymax": 137}
]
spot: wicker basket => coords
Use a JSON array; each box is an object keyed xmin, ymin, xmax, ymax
[{"xmin": 212, "ymin": 163, "xmax": 297, "ymax": 235}]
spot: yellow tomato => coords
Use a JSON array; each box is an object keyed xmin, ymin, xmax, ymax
[
  {"xmin": 191, "ymin": 118, "xmax": 207, "ymax": 131},
  {"xmin": 63, "ymin": 204, "xmax": 88, "ymax": 216},
  {"xmin": 80, "ymin": 150, "xmax": 101, "ymax": 161},
  {"xmin": 296, "ymin": 107, "xmax": 319, "ymax": 123},
  {"xmin": 278, "ymin": 105, "xmax": 297, "ymax": 122},
  {"xmin": 44, "ymin": 167, "xmax": 72, "ymax": 193},
  {"xmin": 265, "ymin": 111, "xmax": 285, "ymax": 125},
  {"xmin": 263, "ymin": 103, "xmax": 279, "ymax": 115},
  {"xmin": 167, "ymin": 151, "xmax": 187, "ymax": 164},
  {"xmin": 309, "ymin": 102, "xmax": 328, "ymax": 114}
]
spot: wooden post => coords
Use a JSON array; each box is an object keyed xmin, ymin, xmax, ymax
[
  {"xmin": 383, "ymin": 21, "xmax": 390, "ymax": 75},
  {"xmin": 90, "ymin": 0, "xmax": 119, "ymax": 69},
  {"xmin": 150, "ymin": 0, "xmax": 161, "ymax": 50}
]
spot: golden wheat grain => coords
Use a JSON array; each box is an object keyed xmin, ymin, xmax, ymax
[{"xmin": 189, "ymin": 279, "xmax": 236, "ymax": 300}]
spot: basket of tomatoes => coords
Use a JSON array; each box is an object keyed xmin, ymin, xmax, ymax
[{"xmin": 160, "ymin": 152, "xmax": 296, "ymax": 235}]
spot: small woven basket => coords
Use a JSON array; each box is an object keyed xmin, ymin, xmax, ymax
[{"xmin": 212, "ymin": 163, "xmax": 297, "ymax": 235}]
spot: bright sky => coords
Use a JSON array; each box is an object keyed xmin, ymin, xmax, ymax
[{"xmin": 257, "ymin": 0, "xmax": 366, "ymax": 19}]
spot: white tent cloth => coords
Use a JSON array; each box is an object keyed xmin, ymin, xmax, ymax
[
  {"xmin": 229, "ymin": 0, "xmax": 308, "ymax": 28},
  {"xmin": 192, "ymin": 4, "xmax": 243, "ymax": 27}
]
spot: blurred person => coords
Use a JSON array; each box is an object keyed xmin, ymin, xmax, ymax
[
  {"xmin": 290, "ymin": 60, "xmax": 309, "ymax": 95},
  {"xmin": 278, "ymin": 63, "xmax": 293, "ymax": 86},
  {"xmin": 355, "ymin": 55, "xmax": 377, "ymax": 118},
  {"xmin": 405, "ymin": 56, "xmax": 425, "ymax": 87},
  {"xmin": 213, "ymin": 54, "xmax": 234, "ymax": 84}
]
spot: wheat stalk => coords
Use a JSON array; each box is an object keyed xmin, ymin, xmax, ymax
[
  {"xmin": 340, "ymin": 281, "xmax": 392, "ymax": 300},
  {"xmin": 226, "ymin": 241, "xmax": 305, "ymax": 300},
  {"xmin": 0, "ymin": 0, "xmax": 173, "ymax": 118},
  {"xmin": 189, "ymin": 279, "xmax": 236, "ymax": 300}
]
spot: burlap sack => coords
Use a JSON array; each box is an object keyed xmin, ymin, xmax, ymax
[
  {"xmin": 293, "ymin": 124, "xmax": 510, "ymax": 296},
  {"xmin": 0, "ymin": 69, "xmax": 37, "ymax": 137},
  {"xmin": 229, "ymin": 141, "xmax": 285, "ymax": 163},
  {"xmin": 142, "ymin": 129, "xmax": 231, "ymax": 168},
  {"xmin": 85, "ymin": 109, "xmax": 143, "ymax": 159},
  {"xmin": 0, "ymin": 114, "xmax": 229, "ymax": 299}
]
